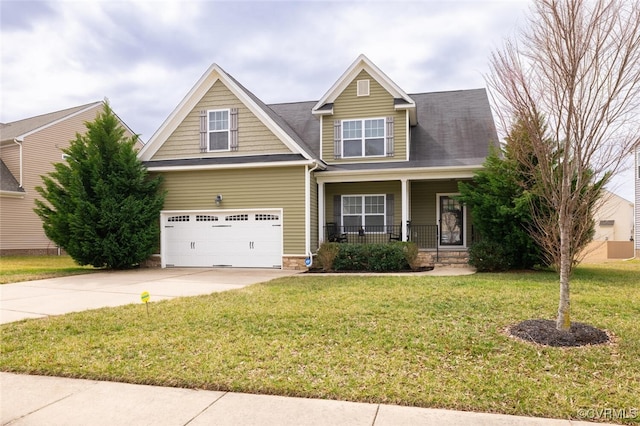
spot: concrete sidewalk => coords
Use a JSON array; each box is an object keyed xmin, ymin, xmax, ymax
[{"xmin": 0, "ymin": 373, "xmax": 610, "ymax": 426}]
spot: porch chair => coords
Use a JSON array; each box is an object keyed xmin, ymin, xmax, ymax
[
  {"xmin": 326, "ymin": 222, "xmax": 348, "ymax": 243},
  {"xmin": 388, "ymin": 231, "xmax": 402, "ymax": 242}
]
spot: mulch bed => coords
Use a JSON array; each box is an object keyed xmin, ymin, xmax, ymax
[{"xmin": 508, "ymin": 319, "xmax": 610, "ymax": 347}]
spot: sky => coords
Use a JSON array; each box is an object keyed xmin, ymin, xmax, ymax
[{"xmin": 0, "ymin": 0, "xmax": 635, "ymax": 201}]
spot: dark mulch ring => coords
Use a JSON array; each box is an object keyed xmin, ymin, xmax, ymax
[{"xmin": 508, "ymin": 319, "xmax": 610, "ymax": 347}]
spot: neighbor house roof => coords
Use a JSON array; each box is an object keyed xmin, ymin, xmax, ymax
[
  {"xmin": 0, "ymin": 102, "xmax": 102, "ymax": 144},
  {"xmin": 0, "ymin": 159, "xmax": 24, "ymax": 193},
  {"xmin": 0, "ymin": 101, "xmax": 142, "ymax": 147}
]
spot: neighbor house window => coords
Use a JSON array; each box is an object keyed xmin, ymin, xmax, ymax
[
  {"xmin": 341, "ymin": 195, "xmax": 385, "ymax": 232},
  {"xmin": 208, "ymin": 109, "xmax": 229, "ymax": 151},
  {"xmin": 342, "ymin": 118, "xmax": 385, "ymax": 157}
]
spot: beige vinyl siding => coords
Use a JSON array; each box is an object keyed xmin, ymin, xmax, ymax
[
  {"xmin": 321, "ymin": 70, "xmax": 407, "ymax": 163},
  {"xmin": 159, "ymin": 166, "xmax": 307, "ymax": 255},
  {"xmin": 324, "ymin": 181, "xmax": 402, "ymax": 227},
  {"xmin": 0, "ymin": 105, "xmax": 106, "ymax": 252},
  {"xmin": 152, "ymin": 81, "xmax": 291, "ymax": 160}
]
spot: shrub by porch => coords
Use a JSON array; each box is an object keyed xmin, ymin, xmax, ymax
[{"xmin": 315, "ymin": 242, "xmax": 419, "ymax": 272}]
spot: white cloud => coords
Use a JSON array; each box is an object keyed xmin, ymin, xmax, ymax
[{"xmin": 2, "ymin": 0, "xmax": 634, "ymax": 200}]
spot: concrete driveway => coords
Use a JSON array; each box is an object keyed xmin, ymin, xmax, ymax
[{"xmin": 0, "ymin": 268, "xmax": 300, "ymax": 324}]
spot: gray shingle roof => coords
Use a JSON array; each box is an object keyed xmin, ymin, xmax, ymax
[
  {"xmin": 0, "ymin": 102, "xmax": 102, "ymax": 143},
  {"xmin": 266, "ymin": 88, "xmax": 498, "ymax": 171},
  {"xmin": 0, "ymin": 159, "xmax": 24, "ymax": 193},
  {"xmin": 224, "ymin": 72, "xmax": 318, "ymax": 159},
  {"xmin": 269, "ymin": 101, "xmax": 320, "ymax": 157}
]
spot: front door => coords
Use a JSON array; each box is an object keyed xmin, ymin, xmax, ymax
[{"xmin": 438, "ymin": 194, "xmax": 464, "ymax": 247}]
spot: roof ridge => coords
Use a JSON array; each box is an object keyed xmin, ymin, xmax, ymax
[{"xmin": 4, "ymin": 101, "xmax": 102, "ymax": 126}]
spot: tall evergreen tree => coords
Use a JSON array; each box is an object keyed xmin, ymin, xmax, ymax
[
  {"xmin": 34, "ymin": 102, "xmax": 165, "ymax": 269},
  {"xmin": 458, "ymin": 119, "xmax": 543, "ymax": 270}
]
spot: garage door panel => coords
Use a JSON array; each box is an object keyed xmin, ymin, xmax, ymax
[{"xmin": 163, "ymin": 211, "xmax": 282, "ymax": 268}]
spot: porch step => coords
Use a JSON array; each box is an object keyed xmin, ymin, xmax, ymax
[{"xmin": 422, "ymin": 250, "xmax": 470, "ymax": 268}]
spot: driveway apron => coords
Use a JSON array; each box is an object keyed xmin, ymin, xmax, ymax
[{"xmin": 0, "ymin": 268, "xmax": 299, "ymax": 324}]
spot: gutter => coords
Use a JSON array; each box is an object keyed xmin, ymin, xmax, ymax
[
  {"xmin": 145, "ymin": 159, "xmax": 319, "ymax": 173},
  {"xmin": 13, "ymin": 137, "xmax": 24, "ymax": 188},
  {"xmin": 305, "ymin": 161, "xmax": 323, "ymax": 267}
]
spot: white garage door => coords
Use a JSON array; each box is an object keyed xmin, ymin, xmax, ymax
[{"xmin": 162, "ymin": 210, "xmax": 282, "ymax": 268}]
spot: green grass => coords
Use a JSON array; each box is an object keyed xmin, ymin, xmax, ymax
[
  {"xmin": 1, "ymin": 261, "xmax": 639, "ymax": 423},
  {"xmin": 0, "ymin": 255, "xmax": 96, "ymax": 284}
]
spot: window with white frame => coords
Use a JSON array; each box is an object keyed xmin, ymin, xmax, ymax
[
  {"xmin": 342, "ymin": 118, "xmax": 385, "ymax": 157},
  {"xmin": 342, "ymin": 195, "xmax": 385, "ymax": 232},
  {"xmin": 208, "ymin": 109, "xmax": 229, "ymax": 151}
]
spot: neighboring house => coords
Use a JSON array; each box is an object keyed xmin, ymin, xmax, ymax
[
  {"xmin": 582, "ymin": 189, "xmax": 634, "ymax": 262},
  {"xmin": 138, "ymin": 54, "xmax": 498, "ymax": 269},
  {"xmin": 0, "ymin": 101, "xmax": 140, "ymax": 255},
  {"xmin": 592, "ymin": 190, "xmax": 634, "ymax": 242}
]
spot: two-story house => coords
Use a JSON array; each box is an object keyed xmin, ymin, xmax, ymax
[
  {"xmin": 138, "ymin": 55, "xmax": 498, "ymax": 269},
  {"xmin": 0, "ymin": 102, "xmax": 140, "ymax": 255}
]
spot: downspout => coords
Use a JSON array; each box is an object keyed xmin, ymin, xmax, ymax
[
  {"xmin": 13, "ymin": 137, "xmax": 24, "ymax": 188},
  {"xmin": 305, "ymin": 161, "xmax": 321, "ymax": 267}
]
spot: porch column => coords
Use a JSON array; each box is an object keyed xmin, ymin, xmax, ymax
[
  {"xmin": 318, "ymin": 181, "xmax": 325, "ymax": 244},
  {"xmin": 401, "ymin": 178, "xmax": 409, "ymax": 241}
]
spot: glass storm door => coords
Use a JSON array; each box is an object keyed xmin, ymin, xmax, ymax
[{"xmin": 439, "ymin": 195, "xmax": 464, "ymax": 246}]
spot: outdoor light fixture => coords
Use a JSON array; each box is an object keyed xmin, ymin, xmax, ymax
[{"xmin": 215, "ymin": 194, "xmax": 223, "ymax": 206}]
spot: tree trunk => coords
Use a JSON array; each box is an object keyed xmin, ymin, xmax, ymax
[{"xmin": 556, "ymin": 194, "xmax": 572, "ymax": 331}]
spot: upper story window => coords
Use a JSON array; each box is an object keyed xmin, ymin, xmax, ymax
[
  {"xmin": 342, "ymin": 118, "xmax": 385, "ymax": 157},
  {"xmin": 208, "ymin": 109, "xmax": 229, "ymax": 151}
]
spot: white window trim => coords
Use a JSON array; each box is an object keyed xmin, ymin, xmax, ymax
[
  {"xmin": 357, "ymin": 79, "xmax": 370, "ymax": 96},
  {"xmin": 341, "ymin": 117, "xmax": 386, "ymax": 158},
  {"xmin": 207, "ymin": 108, "xmax": 231, "ymax": 152},
  {"xmin": 436, "ymin": 193, "xmax": 466, "ymax": 248},
  {"xmin": 341, "ymin": 194, "xmax": 386, "ymax": 233}
]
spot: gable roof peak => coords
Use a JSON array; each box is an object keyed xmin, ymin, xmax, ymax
[
  {"xmin": 312, "ymin": 55, "xmax": 416, "ymax": 122},
  {"xmin": 138, "ymin": 61, "xmax": 315, "ymax": 161}
]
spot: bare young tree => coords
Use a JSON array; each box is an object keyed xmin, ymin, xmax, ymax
[{"xmin": 487, "ymin": 0, "xmax": 640, "ymax": 331}]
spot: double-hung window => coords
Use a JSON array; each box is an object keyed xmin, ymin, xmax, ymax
[
  {"xmin": 342, "ymin": 118, "xmax": 385, "ymax": 157},
  {"xmin": 342, "ymin": 195, "xmax": 385, "ymax": 232},
  {"xmin": 208, "ymin": 109, "xmax": 229, "ymax": 151}
]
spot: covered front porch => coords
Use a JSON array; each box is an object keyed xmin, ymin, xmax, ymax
[{"xmin": 316, "ymin": 169, "xmax": 479, "ymax": 261}]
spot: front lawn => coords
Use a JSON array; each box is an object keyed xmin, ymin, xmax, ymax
[
  {"xmin": 1, "ymin": 261, "xmax": 639, "ymax": 423},
  {"xmin": 0, "ymin": 255, "xmax": 96, "ymax": 284}
]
